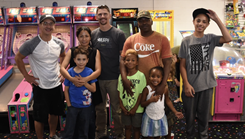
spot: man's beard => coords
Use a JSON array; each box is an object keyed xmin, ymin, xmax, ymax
[{"xmin": 99, "ymin": 19, "xmax": 107, "ymax": 25}]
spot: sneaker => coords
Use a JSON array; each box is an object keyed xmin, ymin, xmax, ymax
[
  {"xmin": 49, "ymin": 134, "xmax": 60, "ymax": 139},
  {"xmin": 115, "ymin": 133, "xmax": 124, "ymax": 139}
]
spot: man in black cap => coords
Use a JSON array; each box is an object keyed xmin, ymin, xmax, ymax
[
  {"xmin": 179, "ymin": 8, "xmax": 232, "ymax": 139},
  {"xmin": 120, "ymin": 10, "xmax": 173, "ymax": 138},
  {"xmin": 15, "ymin": 14, "xmax": 65, "ymax": 139},
  {"xmin": 120, "ymin": 10, "xmax": 172, "ymax": 101}
]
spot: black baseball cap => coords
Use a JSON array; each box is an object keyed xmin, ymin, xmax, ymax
[
  {"xmin": 39, "ymin": 14, "xmax": 56, "ymax": 24},
  {"xmin": 192, "ymin": 8, "xmax": 210, "ymax": 21}
]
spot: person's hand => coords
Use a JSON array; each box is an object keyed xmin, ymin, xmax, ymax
[
  {"xmin": 25, "ymin": 75, "xmax": 39, "ymax": 86},
  {"xmin": 174, "ymin": 78, "xmax": 180, "ymax": 87},
  {"xmin": 59, "ymin": 74, "xmax": 65, "ymax": 83},
  {"xmin": 149, "ymin": 93, "xmax": 161, "ymax": 102},
  {"xmin": 129, "ymin": 108, "xmax": 136, "ymax": 116},
  {"xmin": 71, "ymin": 75, "xmax": 85, "ymax": 87},
  {"xmin": 175, "ymin": 111, "xmax": 184, "ymax": 119},
  {"xmin": 67, "ymin": 103, "xmax": 71, "ymax": 107},
  {"xmin": 184, "ymin": 83, "xmax": 195, "ymax": 97},
  {"xmin": 122, "ymin": 109, "xmax": 129, "ymax": 115},
  {"xmin": 155, "ymin": 85, "xmax": 164, "ymax": 99},
  {"xmin": 122, "ymin": 79, "xmax": 134, "ymax": 97},
  {"xmin": 207, "ymin": 9, "xmax": 219, "ymax": 22}
]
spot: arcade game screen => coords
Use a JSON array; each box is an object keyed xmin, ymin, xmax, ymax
[{"xmin": 117, "ymin": 23, "xmax": 133, "ymax": 38}]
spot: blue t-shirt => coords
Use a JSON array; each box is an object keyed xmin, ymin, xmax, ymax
[{"xmin": 64, "ymin": 67, "xmax": 97, "ymax": 108}]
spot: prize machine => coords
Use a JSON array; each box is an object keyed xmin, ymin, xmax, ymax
[
  {"xmin": 149, "ymin": 10, "xmax": 174, "ymax": 48},
  {"xmin": 0, "ymin": 7, "xmax": 13, "ymax": 86},
  {"xmin": 73, "ymin": 5, "xmax": 99, "ymax": 47},
  {"xmin": 38, "ymin": 5, "xmax": 73, "ymax": 131},
  {"xmin": 211, "ymin": 46, "xmax": 245, "ymax": 122},
  {"xmin": 5, "ymin": 6, "xmax": 38, "ymax": 134},
  {"xmin": 111, "ymin": 8, "xmax": 138, "ymax": 38}
]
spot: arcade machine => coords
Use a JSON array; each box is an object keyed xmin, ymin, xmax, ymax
[
  {"xmin": 73, "ymin": 5, "xmax": 99, "ymax": 46},
  {"xmin": 111, "ymin": 8, "xmax": 138, "ymax": 38},
  {"xmin": 211, "ymin": 45, "xmax": 245, "ymax": 121},
  {"xmin": 6, "ymin": 6, "xmax": 38, "ymax": 134},
  {"xmin": 149, "ymin": 10, "xmax": 174, "ymax": 48},
  {"xmin": 38, "ymin": 5, "xmax": 73, "ymax": 131},
  {"xmin": 0, "ymin": 7, "xmax": 13, "ymax": 86}
]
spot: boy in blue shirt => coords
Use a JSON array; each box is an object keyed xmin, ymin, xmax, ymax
[{"xmin": 63, "ymin": 48, "xmax": 97, "ymax": 139}]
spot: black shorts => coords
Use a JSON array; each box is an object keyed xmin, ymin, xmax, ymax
[{"xmin": 33, "ymin": 84, "xmax": 64, "ymax": 123}]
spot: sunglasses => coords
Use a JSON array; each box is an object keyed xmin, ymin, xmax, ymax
[{"xmin": 97, "ymin": 5, "xmax": 109, "ymax": 9}]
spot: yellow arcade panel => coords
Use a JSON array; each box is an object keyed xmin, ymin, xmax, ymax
[{"xmin": 148, "ymin": 10, "xmax": 174, "ymax": 48}]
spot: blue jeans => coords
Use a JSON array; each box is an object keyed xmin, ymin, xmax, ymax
[{"xmin": 64, "ymin": 106, "xmax": 92, "ymax": 139}]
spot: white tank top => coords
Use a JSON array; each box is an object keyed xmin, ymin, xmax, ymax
[{"xmin": 145, "ymin": 85, "xmax": 165, "ymax": 120}]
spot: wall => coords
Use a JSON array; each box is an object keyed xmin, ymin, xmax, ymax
[{"xmin": 0, "ymin": 0, "xmax": 225, "ymax": 46}]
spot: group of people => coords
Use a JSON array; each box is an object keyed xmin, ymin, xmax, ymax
[{"xmin": 14, "ymin": 4, "xmax": 232, "ymax": 139}]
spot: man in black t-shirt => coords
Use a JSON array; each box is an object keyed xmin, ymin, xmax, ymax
[{"xmin": 91, "ymin": 5, "xmax": 126, "ymax": 139}]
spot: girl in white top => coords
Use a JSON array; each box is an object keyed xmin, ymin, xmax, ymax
[{"xmin": 141, "ymin": 66, "xmax": 184, "ymax": 138}]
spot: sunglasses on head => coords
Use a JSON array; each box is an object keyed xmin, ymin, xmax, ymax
[{"xmin": 97, "ymin": 5, "xmax": 109, "ymax": 9}]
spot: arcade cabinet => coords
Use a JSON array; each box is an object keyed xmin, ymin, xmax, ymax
[
  {"xmin": 111, "ymin": 8, "xmax": 138, "ymax": 38},
  {"xmin": 212, "ymin": 46, "xmax": 245, "ymax": 121},
  {"xmin": 6, "ymin": 6, "xmax": 38, "ymax": 134}
]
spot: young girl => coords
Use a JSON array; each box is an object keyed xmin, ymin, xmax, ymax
[
  {"xmin": 165, "ymin": 55, "xmax": 181, "ymax": 139},
  {"xmin": 172, "ymin": 53, "xmax": 180, "ymax": 103},
  {"xmin": 118, "ymin": 49, "xmax": 146, "ymax": 139},
  {"xmin": 141, "ymin": 66, "xmax": 184, "ymax": 138},
  {"xmin": 63, "ymin": 48, "xmax": 97, "ymax": 139}
]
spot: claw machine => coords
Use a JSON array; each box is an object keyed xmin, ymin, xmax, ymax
[
  {"xmin": 149, "ymin": 10, "xmax": 174, "ymax": 48},
  {"xmin": 211, "ymin": 45, "xmax": 245, "ymax": 121}
]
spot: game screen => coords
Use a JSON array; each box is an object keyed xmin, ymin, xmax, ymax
[
  {"xmin": 117, "ymin": 23, "xmax": 133, "ymax": 38},
  {"xmin": 73, "ymin": 6, "xmax": 97, "ymax": 22},
  {"xmin": 6, "ymin": 7, "xmax": 37, "ymax": 24},
  {"xmin": 39, "ymin": 7, "xmax": 71, "ymax": 23},
  {"xmin": 112, "ymin": 8, "xmax": 137, "ymax": 19}
]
